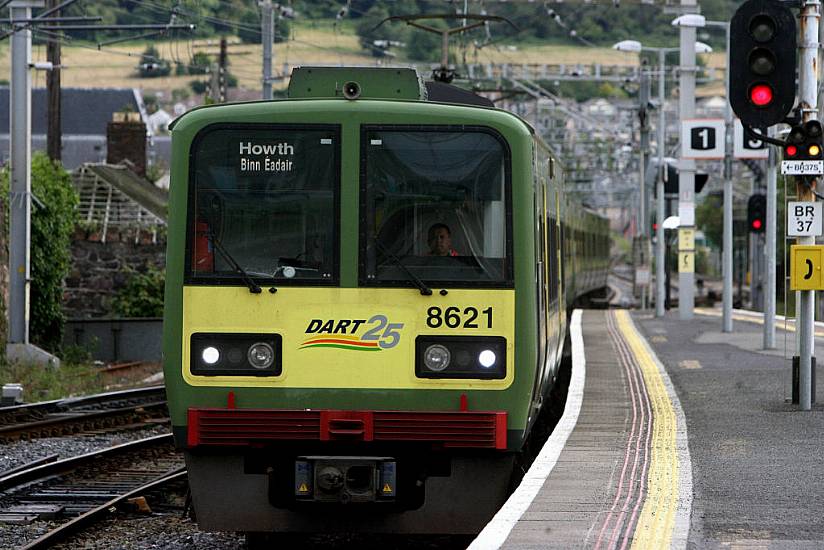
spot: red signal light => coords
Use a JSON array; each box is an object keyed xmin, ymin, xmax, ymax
[
  {"xmin": 752, "ymin": 219, "xmax": 763, "ymax": 230},
  {"xmin": 786, "ymin": 144, "xmax": 798, "ymax": 157},
  {"xmin": 749, "ymin": 84, "xmax": 774, "ymax": 106}
]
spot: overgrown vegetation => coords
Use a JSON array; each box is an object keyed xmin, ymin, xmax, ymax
[
  {"xmin": 111, "ymin": 265, "xmax": 165, "ymax": 318},
  {"xmin": 0, "ymin": 359, "xmax": 106, "ymax": 401},
  {"xmin": 137, "ymin": 45, "xmax": 171, "ymax": 78},
  {"xmin": 0, "ymin": 154, "xmax": 79, "ymax": 354}
]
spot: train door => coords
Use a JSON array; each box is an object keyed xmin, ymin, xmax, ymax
[
  {"xmin": 544, "ymin": 156, "xmax": 561, "ymax": 388},
  {"xmin": 530, "ymin": 151, "xmax": 548, "ymax": 419}
]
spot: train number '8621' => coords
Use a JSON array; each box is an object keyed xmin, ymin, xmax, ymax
[{"xmin": 426, "ymin": 306, "xmax": 493, "ymax": 329}]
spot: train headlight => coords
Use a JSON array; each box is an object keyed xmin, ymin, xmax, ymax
[
  {"xmin": 191, "ymin": 333, "xmax": 282, "ymax": 376},
  {"xmin": 415, "ymin": 336, "xmax": 506, "ymax": 379},
  {"xmin": 478, "ymin": 349, "xmax": 497, "ymax": 368},
  {"xmin": 248, "ymin": 342, "xmax": 275, "ymax": 369},
  {"xmin": 202, "ymin": 346, "xmax": 220, "ymax": 365},
  {"xmin": 423, "ymin": 345, "xmax": 451, "ymax": 372}
]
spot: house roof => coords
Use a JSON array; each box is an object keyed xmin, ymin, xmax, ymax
[
  {"xmin": 73, "ymin": 163, "xmax": 168, "ymax": 232},
  {"xmin": 0, "ymin": 87, "xmax": 140, "ymax": 136}
]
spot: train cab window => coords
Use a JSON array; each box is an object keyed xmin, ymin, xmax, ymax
[
  {"xmin": 360, "ymin": 127, "xmax": 512, "ymax": 287},
  {"xmin": 186, "ymin": 125, "xmax": 339, "ymax": 284}
]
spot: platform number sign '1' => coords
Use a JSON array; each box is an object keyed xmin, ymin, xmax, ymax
[{"xmin": 682, "ymin": 119, "xmax": 725, "ymax": 159}]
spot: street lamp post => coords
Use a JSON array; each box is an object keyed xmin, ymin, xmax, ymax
[
  {"xmin": 702, "ymin": 20, "xmax": 737, "ymax": 337},
  {"xmin": 613, "ymin": 40, "xmax": 711, "ymax": 316}
]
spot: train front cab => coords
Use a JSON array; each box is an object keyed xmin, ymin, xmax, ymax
[{"xmin": 163, "ymin": 98, "xmax": 562, "ymax": 534}]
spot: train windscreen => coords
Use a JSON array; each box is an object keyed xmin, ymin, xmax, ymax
[
  {"xmin": 187, "ymin": 125, "xmax": 339, "ymax": 284},
  {"xmin": 362, "ymin": 128, "xmax": 511, "ymax": 286}
]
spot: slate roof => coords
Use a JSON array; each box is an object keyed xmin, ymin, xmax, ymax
[{"xmin": 0, "ymin": 87, "xmax": 139, "ymax": 136}]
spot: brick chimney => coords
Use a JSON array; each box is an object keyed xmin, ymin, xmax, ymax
[{"xmin": 107, "ymin": 112, "xmax": 147, "ymax": 176}]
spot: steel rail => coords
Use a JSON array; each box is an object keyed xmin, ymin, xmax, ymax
[
  {"xmin": 0, "ymin": 385, "xmax": 165, "ymax": 415},
  {"xmin": 20, "ymin": 468, "xmax": 187, "ymax": 550},
  {"xmin": 0, "ymin": 433, "xmax": 173, "ymax": 492},
  {"xmin": 0, "ymin": 400, "xmax": 168, "ymax": 441}
]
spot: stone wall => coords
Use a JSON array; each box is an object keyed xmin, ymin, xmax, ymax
[{"xmin": 64, "ymin": 226, "xmax": 166, "ymax": 319}]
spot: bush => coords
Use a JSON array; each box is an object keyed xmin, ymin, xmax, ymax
[
  {"xmin": 190, "ymin": 80, "xmax": 209, "ymax": 95},
  {"xmin": 0, "ymin": 154, "xmax": 79, "ymax": 353},
  {"xmin": 189, "ymin": 51, "xmax": 212, "ymax": 75},
  {"xmin": 111, "ymin": 265, "xmax": 165, "ymax": 318},
  {"xmin": 137, "ymin": 46, "xmax": 171, "ymax": 78}
]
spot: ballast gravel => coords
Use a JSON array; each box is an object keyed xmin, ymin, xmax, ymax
[
  {"xmin": 0, "ymin": 425, "xmax": 174, "ymax": 550},
  {"xmin": 0, "ymin": 424, "xmax": 170, "ymax": 475}
]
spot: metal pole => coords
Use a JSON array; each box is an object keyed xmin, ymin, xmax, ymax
[
  {"xmin": 764, "ymin": 126, "xmax": 777, "ymax": 349},
  {"xmin": 8, "ymin": 1, "xmax": 39, "ymax": 348},
  {"xmin": 722, "ymin": 23, "xmax": 734, "ymax": 332},
  {"xmin": 218, "ymin": 36, "xmax": 227, "ymax": 103},
  {"xmin": 46, "ymin": 0, "xmax": 61, "ymax": 162},
  {"xmin": 261, "ymin": 0, "xmax": 273, "ymax": 100},
  {"xmin": 656, "ymin": 49, "xmax": 666, "ymax": 317},
  {"xmin": 678, "ymin": 6, "xmax": 697, "ymax": 320},
  {"xmin": 797, "ymin": 0, "xmax": 819, "ymax": 410},
  {"xmin": 639, "ymin": 67, "xmax": 650, "ymax": 309}
]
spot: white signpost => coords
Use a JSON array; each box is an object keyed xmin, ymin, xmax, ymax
[
  {"xmin": 682, "ymin": 118, "xmax": 725, "ymax": 159},
  {"xmin": 734, "ymin": 119, "xmax": 769, "ymax": 159},
  {"xmin": 788, "ymin": 201, "xmax": 824, "ymax": 237}
]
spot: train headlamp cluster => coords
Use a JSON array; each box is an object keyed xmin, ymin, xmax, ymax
[
  {"xmin": 191, "ymin": 333, "xmax": 282, "ymax": 376},
  {"xmin": 416, "ymin": 336, "xmax": 506, "ymax": 379}
]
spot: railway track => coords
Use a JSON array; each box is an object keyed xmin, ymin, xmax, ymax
[
  {"xmin": 0, "ymin": 386, "xmax": 168, "ymax": 442},
  {"xmin": 0, "ymin": 434, "xmax": 184, "ymax": 549}
]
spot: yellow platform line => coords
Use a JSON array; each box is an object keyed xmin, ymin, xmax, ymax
[
  {"xmin": 695, "ymin": 307, "xmax": 824, "ymax": 338},
  {"xmin": 613, "ymin": 310, "xmax": 680, "ymax": 549}
]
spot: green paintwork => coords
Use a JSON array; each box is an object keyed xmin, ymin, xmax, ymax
[
  {"xmin": 163, "ymin": 93, "xmax": 604, "ymax": 453},
  {"xmin": 287, "ymin": 67, "xmax": 424, "ymax": 100}
]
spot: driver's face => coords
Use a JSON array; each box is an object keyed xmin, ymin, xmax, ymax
[{"xmin": 429, "ymin": 228, "xmax": 451, "ymax": 256}]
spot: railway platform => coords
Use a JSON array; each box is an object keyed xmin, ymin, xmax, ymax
[{"xmin": 471, "ymin": 309, "xmax": 824, "ymax": 549}]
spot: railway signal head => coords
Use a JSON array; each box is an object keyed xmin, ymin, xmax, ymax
[
  {"xmin": 747, "ymin": 193, "xmax": 767, "ymax": 233},
  {"xmin": 784, "ymin": 121, "xmax": 823, "ymax": 160},
  {"xmin": 729, "ymin": 0, "xmax": 797, "ymax": 128}
]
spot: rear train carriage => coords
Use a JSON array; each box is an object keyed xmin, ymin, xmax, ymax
[{"xmin": 163, "ymin": 67, "xmax": 608, "ymax": 535}]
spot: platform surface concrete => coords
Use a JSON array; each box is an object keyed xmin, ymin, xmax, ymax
[
  {"xmin": 635, "ymin": 310, "xmax": 824, "ymax": 548},
  {"xmin": 501, "ymin": 310, "xmax": 638, "ymax": 549}
]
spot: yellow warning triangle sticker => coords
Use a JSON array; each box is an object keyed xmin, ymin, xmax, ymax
[
  {"xmin": 298, "ymin": 483, "xmax": 309, "ymax": 493},
  {"xmin": 382, "ymin": 483, "xmax": 392, "ymax": 493}
]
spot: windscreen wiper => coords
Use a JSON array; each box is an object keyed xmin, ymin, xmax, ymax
[
  {"xmin": 208, "ymin": 231, "xmax": 264, "ymax": 294},
  {"xmin": 374, "ymin": 238, "xmax": 432, "ymax": 296}
]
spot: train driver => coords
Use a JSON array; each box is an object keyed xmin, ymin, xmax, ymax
[{"xmin": 427, "ymin": 223, "xmax": 459, "ymax": 257}]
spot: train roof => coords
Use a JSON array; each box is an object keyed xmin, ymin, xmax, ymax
[{"xmin": 287, "ymin": 66, "xmax": 494, "ymax": 108}]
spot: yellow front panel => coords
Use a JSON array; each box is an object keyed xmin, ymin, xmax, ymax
[{"xmin": 182, "ymin": 287, "xmax": 515, "ymax": 389}]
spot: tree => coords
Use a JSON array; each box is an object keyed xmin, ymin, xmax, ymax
[
  {"xmin": 137, "ymin": 45, "xmax": 171, "ymax": 78},
  {"xmin": 0, "ymin": 154, "xmax": 79, "ymax": 353}
]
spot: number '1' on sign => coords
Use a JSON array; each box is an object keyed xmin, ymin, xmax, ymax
[{"xmin": 788, "ymin": 201, "xmax": 823, "ymax": 237}]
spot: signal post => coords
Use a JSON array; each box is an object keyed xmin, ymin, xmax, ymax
[
  {"xmin": 730, "ymin": 0, "xmax": 820, "ymax": 409},
  {"xmin": 794, "ymin": 0, "xmax": 819, "ymax": 410}
]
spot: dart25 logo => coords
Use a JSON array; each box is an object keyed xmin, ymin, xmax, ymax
[{"xmin": 300, "ymin": 315, "xmax": 404, "ymax": 351}]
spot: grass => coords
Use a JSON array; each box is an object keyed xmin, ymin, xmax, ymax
[
  {"xmin": 0, "ymin": 359, "xmax": 107, "ymax": 402},
  {"xmin": 0, "ymin": 20, "xmax": 643, "ymax": 94}
]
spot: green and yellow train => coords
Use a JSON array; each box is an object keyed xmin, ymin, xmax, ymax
[{"xmin": 162, "ymin": 67, "xmax": 609, "ymax": 535}]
